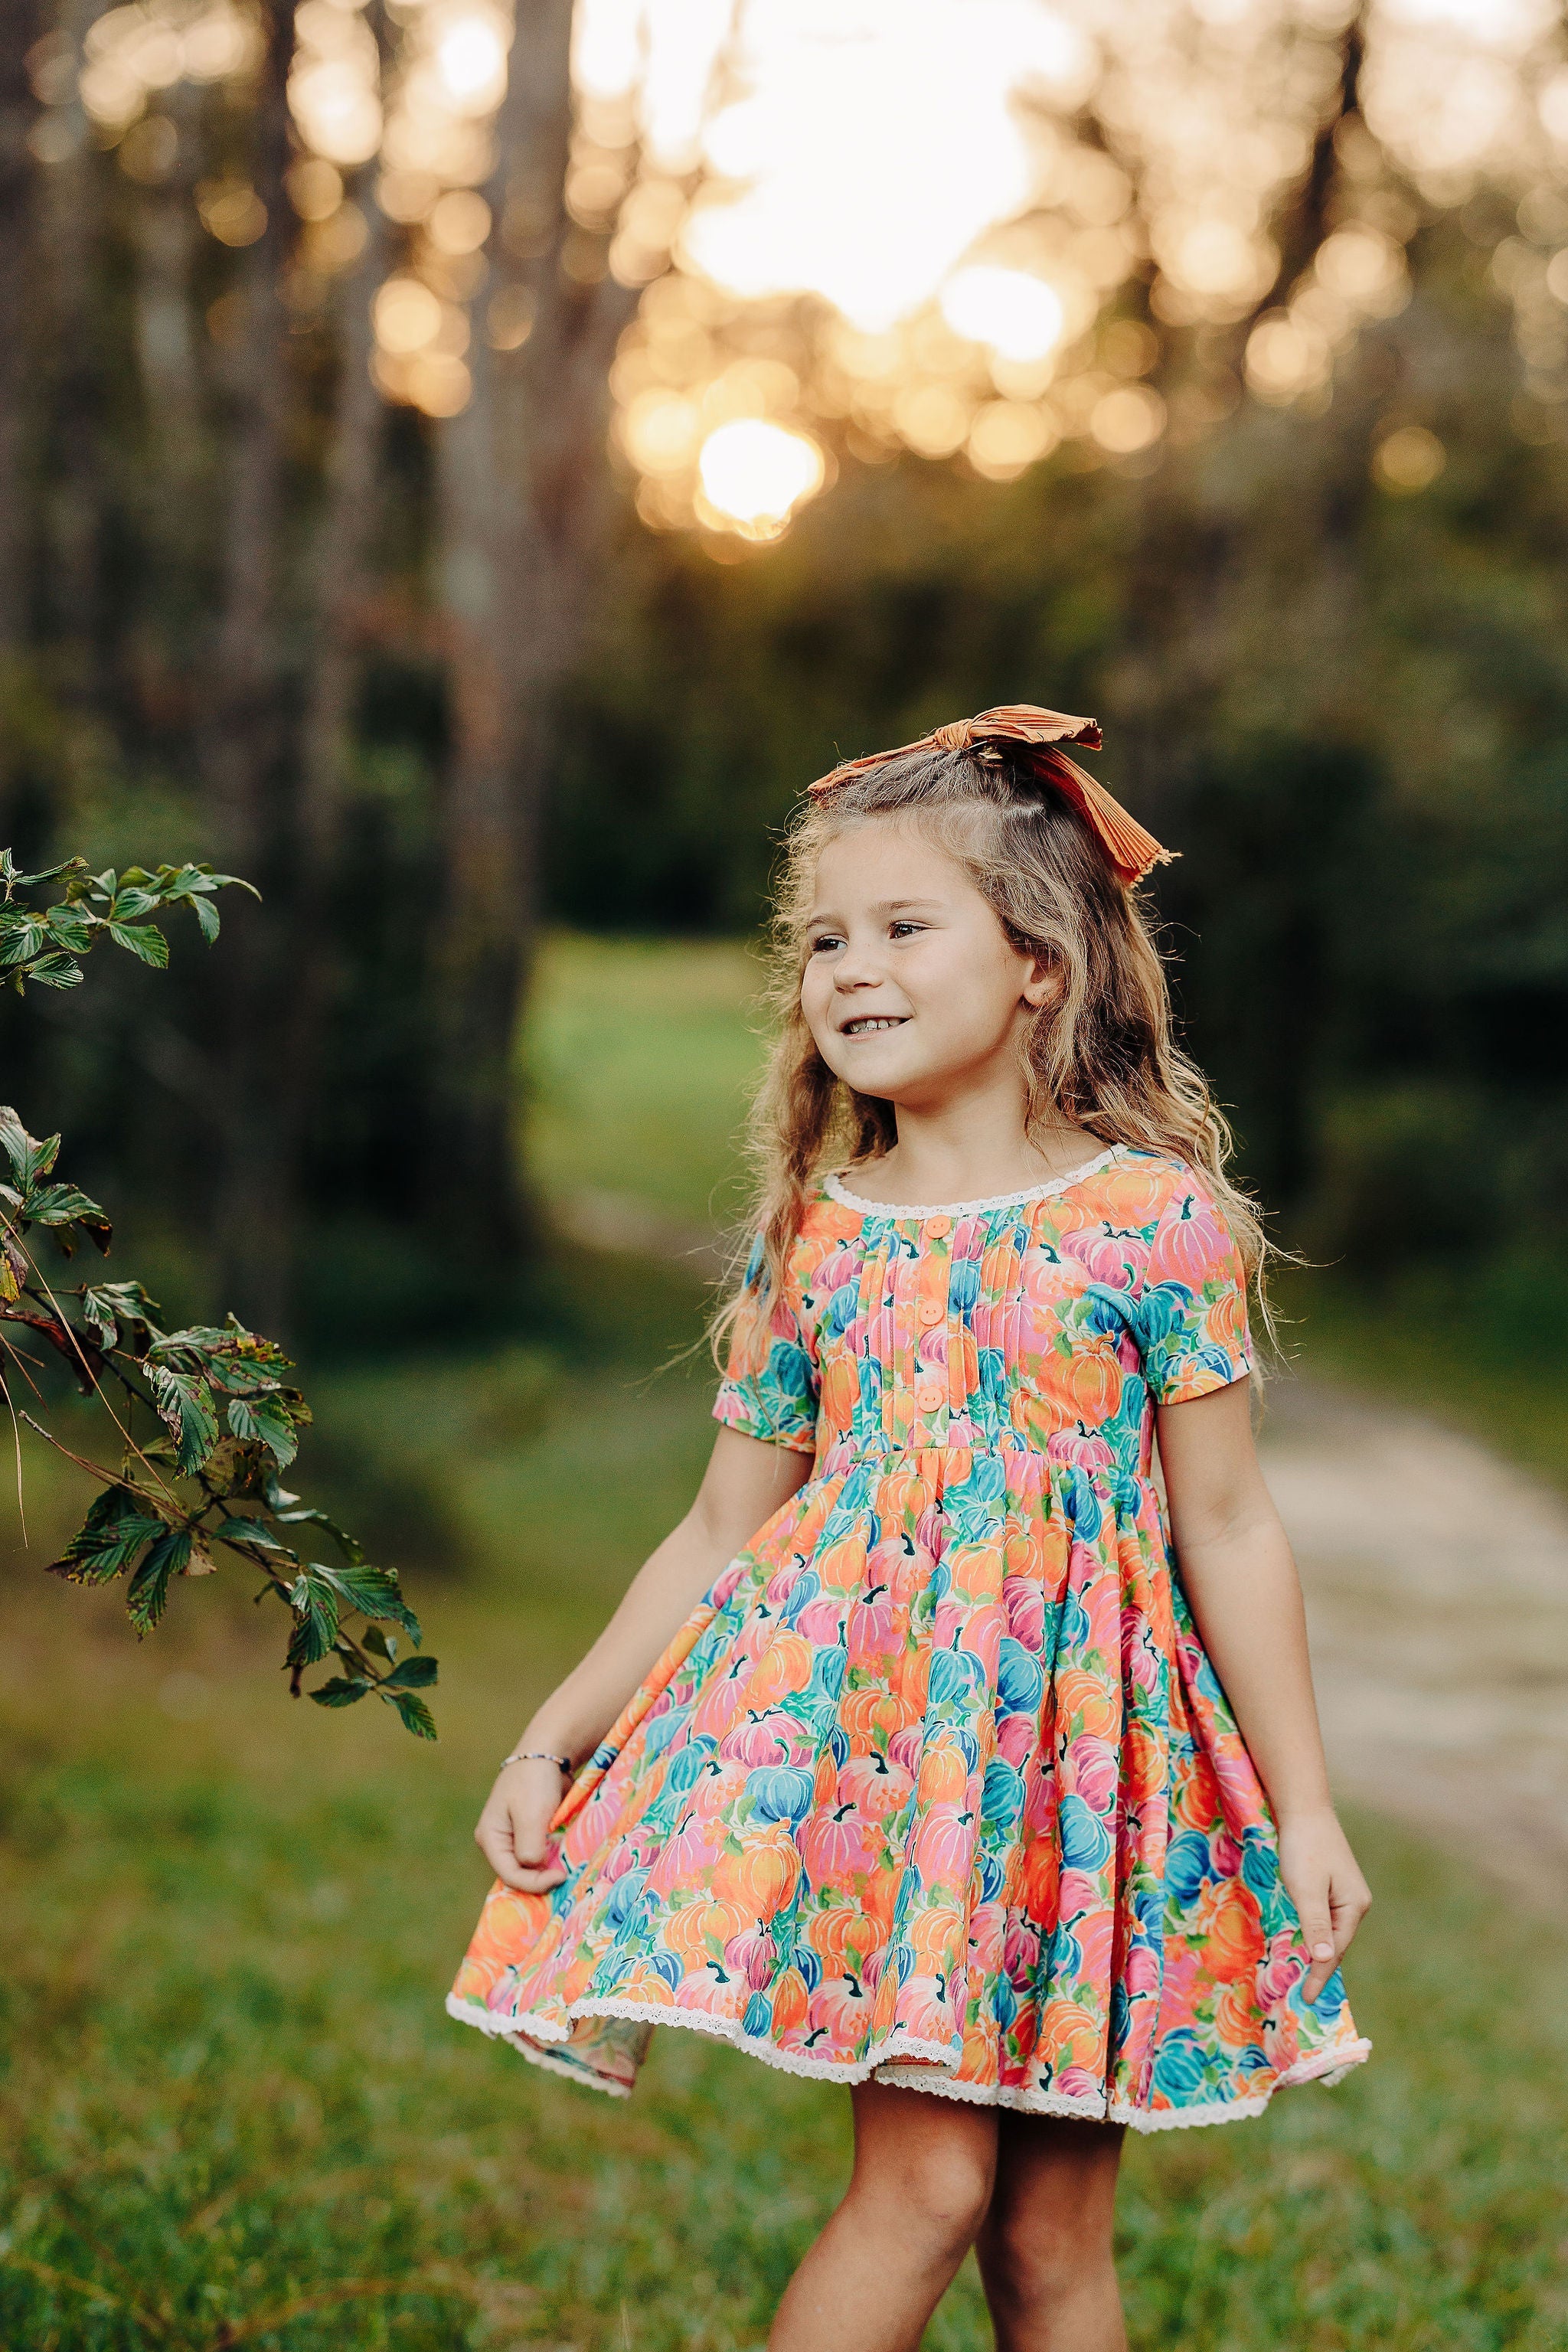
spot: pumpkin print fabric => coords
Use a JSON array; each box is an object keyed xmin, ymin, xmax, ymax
[{"xmin": 449, "ymin": 1145, "xmax": 1370, "ymax": 2129}]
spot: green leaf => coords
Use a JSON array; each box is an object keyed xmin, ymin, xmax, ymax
[
  {"xmin": 379, "ymin": 1655, "xmax": 438, "ymax": 1690},
  {"xmin": 26, "ymin": 1181, "xmax": 111, "ymax": 1230},
  {"xmin": 309, "ymin": 1676, "xmax": 374, "ymax": 1708},
  {"xmin": 192, "ymin": 893, "xmax": 221, "ymax": 944},
  {"xmin": 322, "ymin": 1560, "xmax": 421, "ymax": 1640},
  {"xmin": 214, "ymin": 1516, "xmax": 294, "ymax": 1553},
  {"xmin": 143, "ymin": 1361, "xmax": 219, "ymax": 1474},
  {"xmin": 82, "ymin": 1280, "xmax": 163, "ymax": 1349},
  {"xmin": 361, "ymin": 1623, "xmax": 396, "ymax": 1663},
  {"xmin": 108, "ymin": 887, "xmax": 159, "ymax": 922},
  {"xmin": 44, "ymin": 906, "xmax": 94, "ymax": 952},
  {"xmin": 286, "ymin": 1569, "xmax": 340, "ymax": 1668},
  {"xmin": 270, "ymin": 1501, "xmax": 363, "ymax": 1563},
  {"xmin": 49, "ymin": 1484, "xmax": 168, "ymax": 1583},
  {"xmin": 387, "ymin": 1689, "xmax": 436, "ymax": 1740},
  {"xmin": 22, "ymin": 952, "xmax": 86, "ymax": 991},
  {"xmin": 126, "ymin": 1528, "xmax": 191, "ymax": 1632},
  {"xmin": 106, "ymin": 921, "xmax": 169, "ymax": 969},
  {"xmin": 0, "ymin": 1109, "xmax": 60, "ymax": 1188},
  {"xmin": 0, "ymin": 851, "xmax": 87, "ymax": 890},
  {"xmin": 0, "ymin": 913, "xmax": 47, "ymax": 966},
  {"xmin": 225, "ymin": 1392, "xmax": 302, "ymax": 1465}
]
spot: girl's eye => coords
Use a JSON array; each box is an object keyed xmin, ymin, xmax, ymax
[
  {"xmin": 888, "ymin": 921, "xmax": 926, "ymax": 939},
  {"xmin": 808, "ymin": 933, "xmax": 844, "ymax": 955}
]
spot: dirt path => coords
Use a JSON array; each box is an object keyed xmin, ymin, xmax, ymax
[
  {"xmin": 1260, "ymin": 1379, "xmax": 1568, "ymax": 1912},
  {"xmin": 557, "ymin": 1191, "xmax": 1568, "ymax": 1908}
]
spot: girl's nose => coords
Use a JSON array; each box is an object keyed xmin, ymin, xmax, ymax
[{"xmin": 833, "ymin": 936, "xmax": 884, "ymax": 989}]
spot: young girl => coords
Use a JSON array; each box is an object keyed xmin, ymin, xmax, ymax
[{"xmin": 451, "ymin": 705, "xmax": 1371, "ymax": 2350}]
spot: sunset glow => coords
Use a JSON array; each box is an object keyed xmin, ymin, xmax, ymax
[{"xmin": 43, "ymin": 0, "xmax": 1568, "ymax": 531}]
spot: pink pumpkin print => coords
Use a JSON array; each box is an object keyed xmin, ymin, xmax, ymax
[
  {"xmin": 1124, "ymin": 1942, "xmax": 1162, "ymax": 1998},
  {"xmin": 724, "ymin": 1922, "xmax": 778, "ymax": 1991},
  {"xmin": 1003, "ymin": 1920, "xmax": 1041, "ymax": 1980},
  {"xmin": 1060, "ymin": 1227, "xmax": 1139, "ymax": 1288},
  {"xmin": 1148, "ymin": 1185, "xmax": 1230, "ymax": 1289},
  {"xmin": 1055, "ymin": 2063, "xmax": 1102, "ymax": 2102},
  {"xmin": 794, "ymin": 1596, "xmax": 846, "ymax": 1645},
  {"xmin": 997, "ymin": 1710, "xmax": 1035, "ymax": 1769},
  {"xmin": 1047, "ymin": 1427, "xmax": 1116, "ymax": 1476},
  {"xmin": 808, "ymin": 1974, "xmax": 869, "ymax": 2047},
  {"xmin": 1258, "ymin": 1931, "xmax": 1307, "ymax": 2008},
  {"xmin": 888, "ymin": 1723, "xmax": 926, "ymax": 1778},
  {"xmin": 799, "ymin": 1803, "xmax": 874, "ymax": 1884},
  {"xmin": 1003, "ymin": 1574, "xmax": 1046, "ymax": 1650},
  {"xmin": 968, "ymin": 1900, "xmax": 1007, "ymax": 1970},
  {"xmin": 1073, "ymin": 1904, "xmax": 1116, "ymax": 1984},
  {"xmin": 1064, "ymin": 1733, "xmax": 1119, "ymax": 1815},
  {"xmin": 1057, "ymin": 1867, "xmax": 1103, "ymax": 1923},
  {"xmin": 718, "ymin": 1711, "xmax": 797, "ymax": 1768},
  {"xmin": 841, "ymin": 1752, "xmax": 915, "ymax": 1823},
  {"xmin": 912, "ymin": 1802, "xmax": 975, "ymax": 1890},
  {"xmin": 689, "ymin": 1759, "xmax": 751, "ymax": 1818},
  {"xmin": 899, "ymin": 1971, "xmax": 957, "ymax": 2047}
]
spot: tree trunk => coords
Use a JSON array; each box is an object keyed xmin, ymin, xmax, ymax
[
  {"xmin": 204, "ymin": 0, "xmax": 296, "ymax": 1329},
  {"xmin": 0, "ymin": 0, "xmax": 39, "ymax": 656},
  {"xmin": 37, "ymin": 0, "xmax": 103, "ymax": 688},
  {"xmin": 427, "ymin": 0, "xmax": 638, "ymax": 1260}
]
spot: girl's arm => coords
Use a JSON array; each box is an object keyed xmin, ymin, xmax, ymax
[
  {"xmin": 1156, "ymin": 1378, "xmax": 1370, "ymax": 2002},
  {"xmin": 475, "ymin": 1426, "xmax": 813, "ymax": 1893}
]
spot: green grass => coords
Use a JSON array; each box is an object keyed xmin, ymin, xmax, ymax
[
  {"xmin": 4, "ymin": 1261, "xmax": 1567, "ymax": 2350},
  {"xmin": 5, "ymin": 933, "xmax": 1568, "ymax": 2347},
  {"xmin": 526, "ymin": 935, "xmax": 766, "ymax": 1229}
]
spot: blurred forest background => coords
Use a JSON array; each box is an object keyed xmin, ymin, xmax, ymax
[
  {"xmin": 3, "ymin": 0, "xmax": 1568, "ymax": 1359},
  {"xmin": 8, "ymin": 5, "xmax": 1568, "ymax": 2345}
]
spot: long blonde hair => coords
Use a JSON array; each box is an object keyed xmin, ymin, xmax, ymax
[{"xmin": 714, "ymin": 740, "xmax": 1272, "ymax": 1363}]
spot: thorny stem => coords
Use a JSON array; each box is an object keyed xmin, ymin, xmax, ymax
[{"xmin": 11, "ymin": 1237, "xmax": 181, "ymax": 1508}]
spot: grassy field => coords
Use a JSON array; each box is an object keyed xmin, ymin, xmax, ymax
[{"xmin": 3, "ymin": 934, "xmax": 1566, "ymax": 2350}]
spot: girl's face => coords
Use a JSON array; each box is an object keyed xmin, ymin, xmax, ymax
[{"xmin": 800, "ymin": 816, "xmax": 1054, "ymax": 1109}]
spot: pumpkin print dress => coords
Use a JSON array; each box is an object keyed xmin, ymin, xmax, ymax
[{"xmin": 449, "ymin": 1145, "xmax": 1370, "ymax": 2130}]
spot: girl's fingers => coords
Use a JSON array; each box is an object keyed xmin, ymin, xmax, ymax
[{"xmin": 1292, "ymin": 1886, "xmax": 1338, "ymax": 2004}]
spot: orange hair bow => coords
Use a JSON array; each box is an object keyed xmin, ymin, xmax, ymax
[{"xmin": 807, "ymin": 703, "xmax": 1171, "ymax": 887}]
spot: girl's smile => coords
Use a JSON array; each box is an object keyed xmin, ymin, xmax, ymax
[{"xmin": 801, "ymin": 820, "xmax": 1054, "ymax": 1114}]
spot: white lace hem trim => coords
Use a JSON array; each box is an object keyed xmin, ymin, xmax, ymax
[
  {"xmin": 446, "ymin": 1993, "xmax": 1370, "ymax": 2135},
  {"xmin": 823, "ymin": 1145, "xmax": 1124, "ymax": 1220}
]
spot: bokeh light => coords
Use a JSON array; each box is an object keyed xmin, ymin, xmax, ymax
[
  {"xmin": 1374, "ymin": 424, "xmax": 1447, "ymax": 491},
  {"xmin": 696, "ymin": 419, "xmax": 826, "ymax": 537},
  {"xmin": 939, "ymin": 268, "xmax": 1066, "ymax": 364}
]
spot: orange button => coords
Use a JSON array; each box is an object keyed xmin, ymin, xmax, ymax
[
  {"xmin": 925, "ymin": 1215, "xmax": 952, "ymax": 1240},
  {"xmin": 919, "ymin": 1299, "xmax": 944, "ymax": 1327},
  {"xmin": 913, "ymin": 1380, "xmax": 945, "ymax": 1412}
]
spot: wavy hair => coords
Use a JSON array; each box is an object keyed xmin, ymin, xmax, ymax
[{"xmin": 714, "ymin": 740, "xmax": 1274, "ymax": 1364}]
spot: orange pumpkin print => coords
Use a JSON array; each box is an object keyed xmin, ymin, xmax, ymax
[{"xmin": 450, "ymin": 1149, "xmax": 1367, "ymax": 2132}]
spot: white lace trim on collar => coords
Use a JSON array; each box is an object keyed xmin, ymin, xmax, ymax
[{"xmin": 823, "ymin": 1143, "xmax": 1124, "ymax": 1220}]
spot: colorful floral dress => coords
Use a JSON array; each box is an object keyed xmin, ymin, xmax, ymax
[{"xmin": 449, "ymin": 1145, "xmax": 1369, "ymax": 2130}]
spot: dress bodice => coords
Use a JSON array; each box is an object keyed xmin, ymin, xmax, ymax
[{"xmin": 714, "ymin": 1146, "xmax": 1253, "ymax": 1485}]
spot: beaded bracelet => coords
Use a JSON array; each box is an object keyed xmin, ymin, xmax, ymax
[{"xmin": 500, "ymin": 1747, "xmax": 573, "ymax": 1775}]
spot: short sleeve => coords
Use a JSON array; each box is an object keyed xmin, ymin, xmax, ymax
[
  {"xmin": 1138, "ymin": 1169, "xmax": 1255, "ymax": 1404},
  {"xmin": 712, "ymin": 1233, "xmax": 820, "ymax": 1453}
]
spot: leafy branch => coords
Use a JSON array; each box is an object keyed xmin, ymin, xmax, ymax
[
  {"xmin": 0, "ymin": 848, "xmax": 258, "ymax": 991},
  {"xmin": 0, "ymin": 851, "xmax": 436, "ymax": 1735}
]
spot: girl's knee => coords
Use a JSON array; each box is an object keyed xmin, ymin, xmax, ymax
[
  {"xmin": 979, "ymin": 2180, "xmax": 1119, "ymax": 2314},
  {"xmin": 849, "ymin": 2132, "xmax": 995, "ymax": 2256}
]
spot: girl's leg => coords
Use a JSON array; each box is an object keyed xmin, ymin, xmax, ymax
[
  {"xmin": 974, "ymin": 2116, "xmax": 1126, "ymax": 2352},
  {"xmin": 769, "ymin": 2080, "xmax": 998, "ymax": 2352}
]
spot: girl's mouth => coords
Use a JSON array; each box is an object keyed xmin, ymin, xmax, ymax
[{"xmin": 841, "ymin": 1015, "xmax": 909, "ymax": 1036}]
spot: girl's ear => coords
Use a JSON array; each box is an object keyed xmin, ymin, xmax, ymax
[{"xmin": 1021, "ymin": 956, "xmax": 1060, "ymax": 1009}]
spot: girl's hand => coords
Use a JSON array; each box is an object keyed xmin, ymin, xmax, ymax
[
  {"xmin": 1276, "ymin": 1808, "xmax": 1371, "ymax": 2004},
  {"xmin": 474, "ymin": 1758, "xmax": 570, "ymax": 1893}
]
